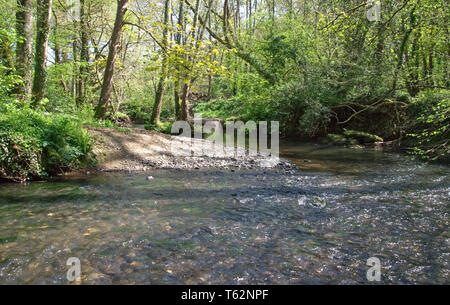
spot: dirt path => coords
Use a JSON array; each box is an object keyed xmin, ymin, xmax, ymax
[{"xmin": 87, "ymin": 127, "xmax": 292, "ymax": 172}]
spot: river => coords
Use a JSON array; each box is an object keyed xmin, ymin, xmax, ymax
[{"xmin": 0, "ymin": 142, "xmax": 448, "ymax": 284}]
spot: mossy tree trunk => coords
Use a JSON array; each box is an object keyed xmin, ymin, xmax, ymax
[
  {"xmin": 15, "ymin": 0, "xmax": 33, "ymax": 99},
  {"xmin": 77, "ymin": 0, "xmax": 89, "ymax": 106},
  {"xmin": 173, "ymin": 0, "xmax": 185, "ymax": 120},
  {"xmin": 150, "ymin": 0, "xmax": 171, "ymax": 126},
  {"xmin": 180, "ymin": 81, "xmax": 191, "ymax": 121},
  {"xmin": 32, "ymin": 0, "xmax": 52, "ymax": 106},
  {"xmin": 95, "ymin": 0, "xmax": 129, "ymax": 119}
]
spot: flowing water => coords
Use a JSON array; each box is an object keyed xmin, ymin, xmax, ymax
[{"xmin": 0, "ymin": 143, "xmax": 448, "ymax": 284}]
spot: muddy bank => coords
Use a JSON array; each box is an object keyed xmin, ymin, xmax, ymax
[{"xmin": 87, "ymin": 127, "xmax": 293, "ymax": 173}]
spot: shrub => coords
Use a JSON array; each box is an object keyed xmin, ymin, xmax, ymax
[
  {"xmin": 0, "ymin": 65, "xmax": 21, "ymax": 105},
  {"xmin": 107, "ymin": 112, "xmax": 132, "ymax": 127},
  {"xmin": 407, "ymin": 89, "xmax": 449, "ymax": 160},
  {"xmin": 298, "ymin": 100, "xmax": 331, "ymax": 137},
  {"xmin": 271, "ymin": 81, "xmax": 332, "ymax": 137},
  {"xmin": 0, "ymin": 131, "xmax": 43, "ymax": 181},
  {"xmin": 121, "ymin": 97, "xmax": 153, "ymax": 122},
  {"xmin": 145, "ymin": 121, "xmax": 173, "ymax": 134},
  {"xmin": 194, "ymin": 98, "xmax": 243, "ymax": 120},
  {"xmin": 0, "ymin": 107, "xmax": 95, "ymax": 182}
]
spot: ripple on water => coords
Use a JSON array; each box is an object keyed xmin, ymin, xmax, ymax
[{"xmin": 0, "ymin": 145, "xmax": 449, "ymax": 284}]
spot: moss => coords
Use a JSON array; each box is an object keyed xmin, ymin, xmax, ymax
[
  {"xmin": 322, "ymin": 131, "xmax": 381, "ymax": 147},
  {"xmin": 343, "ymin": 129, "xmax": 383, "ymax": 143},
  {"xmin": 224, "ymin": 116, "xmax": 241, "ymax": 122},
  {"xmin": 0, "ymin": 236, "xmax": 18, "ymax": 244}
]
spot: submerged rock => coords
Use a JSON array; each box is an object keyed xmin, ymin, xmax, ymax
[{"xmin": 307, "ymin": 196, "xmax": 327, "ymax": 208}]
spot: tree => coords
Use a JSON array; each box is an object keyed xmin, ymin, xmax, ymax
[
  {"xmin": 95, "ymin": 0, "xmax": 129, "ymax": 119},
  {"xmin": 15, "ymin": 0, "xmax": 33, "ymax": 98},
  {"xmin": 179, "ymin": 0, "xmax": 201, "ymax": 121},
  {"xmin": 149, "ymin": 0, "xmax": 171, "ymax": 126},
  {"xmin": 173, "ymin": 0, "xmax": 185, "ymax": 119},
  {"xmin": 32, "ymin": 0, "xmax": 53, "ymax": 105},
  {"xmin": 185, "ymin": 0, "xmax": 276, "ymax": 84},
  {"xmin": 76, "ymin": 0, "xmax": 90, "ymax": 105}
]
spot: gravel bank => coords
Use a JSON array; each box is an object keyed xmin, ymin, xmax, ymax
[{"xmin": 87, "ymin": 127, "xmax": 294, "ymax": 172}]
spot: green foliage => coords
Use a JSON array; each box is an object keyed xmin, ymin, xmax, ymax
[
  {"xmin": 71, "ymin": 104, "xmax": 127, "ymax": 131},
  {"xmin": 194, "ymin": 99, "xmax": 236, "ymax": 119},
  {"xmin": 0, "ymin": 106, "xmax": 95, "ymax": 182},
  {"xmin": 298, "ymin": 101, "xmax": 332, "ymax": 138},
  {"xmin": 79, "ymin": 111, "xmax": 116, "ymax": 129},
  {"xmin": 407, "ymin": 89, "xmax": 449, "ymax": 160},
  {"xmin": 45, "ymin": 63, "xmax": 78, "ymax": 113},
  {"xmin": 0, "ymin": 65, "xmax": 21, "ymax": 104},
  {"xmin": 120, "ymin": 92, "xmax": 154, "ymax": 122},
  {"xmin": 255, "ymin": 17, "xmax": 316, "ymax": 83},
  {"xmin": 1, "ymin": 0, "xmax": 448, "ymax": 179},
  {"xmin": 270, "ymin": 80, "xmax": 332, "ymax": 137},
  {"xmin": 144, "ymin": 121, "xmax": 173, "ymax": 134},
  {"xmin": 166, "ymin": 37, "xmax": 229, "ymax": 84},
  {"xmin": 195, "ymin": 70, "xmax": 273, "ymax": 122},
  {"xmin": 0, "ymin": 129, "xmax": 43, "ymax": 182}
]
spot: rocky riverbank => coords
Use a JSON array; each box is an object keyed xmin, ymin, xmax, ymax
[{"xmin": 87, "ymin": 127, "xmax": 294, "ymax": 173}]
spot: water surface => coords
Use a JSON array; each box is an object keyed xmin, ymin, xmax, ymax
[{"xmin": 0, "ymin": 143, "xmax": 448, "ymax": 284}]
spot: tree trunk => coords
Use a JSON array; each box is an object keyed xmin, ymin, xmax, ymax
[
  {"xmin": 187, "ymin": 0, "xmax": 275, "ymax": 83},
  {"xmin": 77, "ymin": 0, "xmax": 89, "ymax": 106},
  {"xmin": 405, "ymin": 33, "xmax": 420, "ymax": 97},
  {"xmin": 95, "ymin": 0, "xmax": 129, "ymax": 119},
  {"xmin": 52, "ymin": 10, "xmax": 61, "ymax": 64},
  {"xmin": 150, "ymin": 75, "xmax": 167, "ymax": 125},
  {"xmin": 173, "ymin": 0, "xmax": 184, "ymax": 120},
  {"xmin": 32, "ymin": 0, "xmax": 53, "ymax": 105},
  {"xmin": 174, "ymin": 84, "xmax": 181, "ymax": 119},
  {"xmin": 150, "ymin": 0, "xmax": 171, "ymax": 125},
  {"xmin": 72, "ymin": 38, "xmax": 78, "ymax": 98},
  {"xmin": 428, "ymin": 53, "xmax": 434, "ymax": 86},
  {"xmin": 180, "ymin": 81, "xmax": 191, "ymax": 121},
  {"xmin": 15, "ymin": 0, "xmax": 33, "ymax": 98},
  {"xmin": 372, "ymin": 22, "xmax": 386, "ymax": 89}
]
